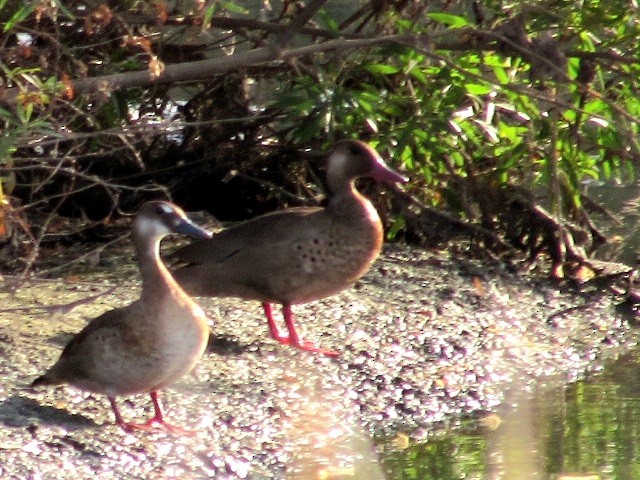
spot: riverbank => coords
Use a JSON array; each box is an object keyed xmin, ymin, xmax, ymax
[{"xmin": 0, "ymin": 243, "xmax": 636, "ymax": 479}]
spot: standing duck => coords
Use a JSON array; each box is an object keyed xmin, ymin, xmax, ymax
[
  {"xmin": 172, "ymin": 140, "xmax": 407, "ymax": 356},
  {"xmin": 31, "ymin": 201, "xmax": 211, "ymax": 434}
]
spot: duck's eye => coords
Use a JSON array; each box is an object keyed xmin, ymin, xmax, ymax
[
  {"xmin": 155, "ymin": 204, "xmax": 171, "ymax": 216},
  {"xmin": 349, "ymin": 144, "xmax": 362, "ymax": 155}
]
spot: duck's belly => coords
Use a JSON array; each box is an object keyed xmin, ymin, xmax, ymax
[{"xmin": 72, "ymin": 314, "xmax": 208, "ymax": 396}]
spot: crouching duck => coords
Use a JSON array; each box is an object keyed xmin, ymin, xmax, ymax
[
  {"xmin": 172, "ymin": 140, "xmax": 408, "ymax": 356},
  {"xmin": 31, "ymin": 201, "xmax": 211, "ymax": 434}
]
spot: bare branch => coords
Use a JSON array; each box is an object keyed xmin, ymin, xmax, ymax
[
  {"xmin": 0, "ymin": 33, "xmax": 424, "ymax": 107},
  {"xmin": 278, "ymin": 0, "xmax": 331, "ymax": 45},
  {"xmin": 119, "ymin": 13, "xmax": 345, "ymax": 40}
]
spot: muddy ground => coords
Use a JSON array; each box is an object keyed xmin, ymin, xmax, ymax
[{"xmin": 0, "ymin": 242, "xmax": 637, "ymax": 479}]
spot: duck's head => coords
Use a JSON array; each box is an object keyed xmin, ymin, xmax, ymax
[
  {"xmin": 133, "ymin": 201, "xmax": 212, "ymax": 242},
  {"xmin": 326, "ymin": 140, "xmax": 408, "ymax": 191}
]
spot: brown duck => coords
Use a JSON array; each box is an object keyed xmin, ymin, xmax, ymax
[
  {"xmin": 172, "ymin": 140, "xmax": 407, "ymax": 356},
  {"xmin": 31, "ymin": 201, "xmax": 211, "ymax": 434}
]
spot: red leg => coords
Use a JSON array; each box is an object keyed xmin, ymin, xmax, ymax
[
  {"xmin": 282, "ymin": 303, "xmax": 339, "ymax": 357},
  {"xmin": 146, "ymin": 391, "xmax": 193, "ymax": 435},
  {"xmin": 263, "ymin": 302, "xmax": 289, "ymax": 343},
  {"xmin": 108, "ymin": 393, "xmax": 192, "ymax": 435},
  {"xmin": 109, "ymin": 396, "xmax": 135, "ymax": 433}
]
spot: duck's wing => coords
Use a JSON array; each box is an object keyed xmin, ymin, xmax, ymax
[{"xmin": 173, "ymin": 207, "xmax": 324, "ymax": 265}]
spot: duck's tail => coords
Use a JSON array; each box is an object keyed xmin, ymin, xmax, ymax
[{"xmin": 30, "ymin": 374, "xmax": 56, "ymax": 387}]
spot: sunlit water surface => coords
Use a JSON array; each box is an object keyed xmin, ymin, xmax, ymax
[{"xmin": 381, "ymin": 350, "xmax": 640, "ymax": 480}]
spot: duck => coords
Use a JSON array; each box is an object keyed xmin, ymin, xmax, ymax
[
  {"xmin": 172, "ymin": 139, "xmax": 407, "ymax": 356},
  {"xmin": 31, "ymin": 201, "xmax": 212, "ymax": 434}
]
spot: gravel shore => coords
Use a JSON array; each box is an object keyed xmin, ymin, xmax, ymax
[{"xmin": 0, "ymin": 244, "xmax": 635, "ymax": 479}]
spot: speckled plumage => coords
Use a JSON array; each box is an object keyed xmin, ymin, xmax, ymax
[
  {"xmin": 172, "ymin": 140, "xmax": 407, "ymax": 356},
  {"xmin": 32, "ymin": 201, "xmax": 211, "ymax": 434}
]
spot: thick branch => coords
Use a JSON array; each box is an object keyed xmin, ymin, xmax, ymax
[{"xmin": 0, "ymin": 33, "xmax": 422, "ymax": 107}]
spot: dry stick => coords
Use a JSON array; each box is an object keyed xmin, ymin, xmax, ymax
[
  {"xmin": 526, "ymin": 201, "xmax": 633, "ymax": 277},
  {"xmin": 0, "ymin": 285, "xmax": 117, "ymax": 316},
  {"xmin": 15, "ymin": 194, "xmax": 68, "ymax": 287},
  {"xmin": 391, "ymin": 185, "xmax": 515, "ymax": 252},
  {"xmin": 546, "ymin": 304, "xmax": 591, "ymax": 325},
  {"xmin": 4, "ymin": 164, "xmax": 163, "ymax": 213},
  {"xmin": 119, "ymin": 14, "xmax": 347, "ymax": 39},
  {"xmin": 11, "ymin": 115, "xmax": 275, "ymax": 150},
  {"xmin": 41, "ymin": 232, "xmax": 131, "ymax": 276},
  {"xmin": 282, "ymin": 0, "xmax": 330, "ymax": 37}
]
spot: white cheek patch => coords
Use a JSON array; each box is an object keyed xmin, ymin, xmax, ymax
[
  {"xmin": 136, "ymin": 216, "xmax": 168, "ymax": 238},
  {"xmin": 135, "ymin": 217, "xmax": 172, "ymax": 238},
  {"xmin": 327, "ymin": 151, "xmax": 350, "ymax": 178}
]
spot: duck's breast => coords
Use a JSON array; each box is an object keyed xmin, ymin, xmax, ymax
[{"xmin": 146, "ymin": 295, "xmax": 209, "ymax": 389}]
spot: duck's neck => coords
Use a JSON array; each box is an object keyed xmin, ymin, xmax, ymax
[
  {"xmin": 134, "ymin": 234, "xmax": 180, "ymax": 300},
  {"xmin": 327, "ymin": 180, "xmax": 381, "ymax": 224}
]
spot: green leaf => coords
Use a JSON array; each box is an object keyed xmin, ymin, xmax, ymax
[
  {"xmin": 296, "ymin": 118, "xmax": 323, "ymax": 143},
  {"xmin": 56, "ymin": 2, "xmax": 76, "ymax": 20},
  {"xmin": 492, "ymin": 65, "xmax": 509, "ymax": 84},
  {"xmin": 427, "ymin": 13, "xmax": 469, "ymax": 28},
  {"xmin": 465, "ymin": 83, "xmax": 493, "ymax": 95},
  {"xmin": 567, "ymin": 57, "xmax": 580, "ymax": 80},
  {"xmin": 0, "ymin": 107, "xmax": 14, "ymax": 122},
  {"xmin": 386, "ymin": 216, "xmax": 406, "ymax": 240},
  {"xmin": 579, "ymin": 31, "xmax": 597, "ymax": 52},
  {"xmin": 625, "ymin": 159, "xmax": 636, "ymax": 181},
  {"xmin": 202, "ymin": 3, "xmax": 217, "ymax": 27},
  {"xmin": 583, "ymin": 99, "xmax": 608, "ymax": 115},
  {"xmin": 219, "ymin": 1, "xmax": 248, "ymax": 14},
  {"xmin": 366, "ymin": 64, "xmax": 401, "ymax": 75},
  {"xmin": 272, "ymin": 92, "xmax": 314, "ymax": 111},
  {"xmin": 318, "ymin": 11, "xmax": 340, "ymax": 33},
  {"xmin": 409, "ymin": 68, "xmax": 428, "ymax": 85},
  {"xmin": 400, "ymin": 144, "xmax": 414, "ymax": 168},
  {"xmin": 483, "ymin": 55, "xmax": 508, "ymax": 68},
  {"xmin": 356, "ymin": 97, "xmax": 373, "ymax": 113},
  {"xmin": 4, "ymin": 3, "xmax": 35, "ymax": 32}
]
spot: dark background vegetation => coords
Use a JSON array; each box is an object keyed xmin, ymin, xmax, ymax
[{"xmin": 1, "ymin": 0, "xmax": 640, "ymax": 280}]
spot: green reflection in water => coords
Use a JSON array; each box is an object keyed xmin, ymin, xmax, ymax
[
  {"xmin": 381, "ymin": 350, "xmax": 640, "ymax": 480},
  {"xmin": 383, "ymin": 433, "xmax": 486, "ymax": 480}
]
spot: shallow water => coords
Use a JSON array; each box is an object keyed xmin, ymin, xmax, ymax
[{"xmin": 383, "ymin": 349, "xmax": 640, "ymax": 480}]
